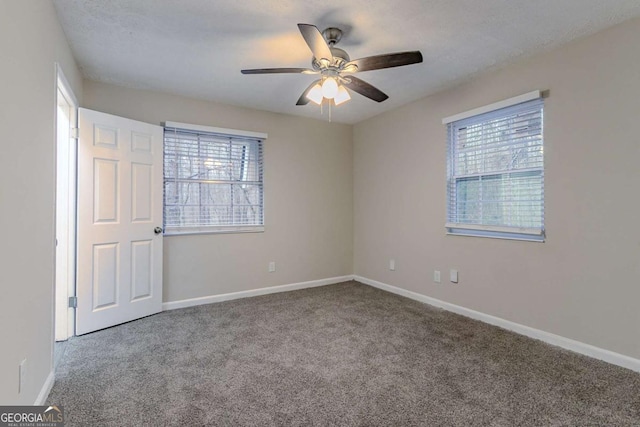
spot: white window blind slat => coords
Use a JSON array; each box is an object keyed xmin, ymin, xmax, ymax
[
  {"xmin": 446, "ymin": 97, "xmax": 544, "ymax": 241},
  {"xmin": 163, "ymin": 126, "xmax": 265, "ymax": 234}
]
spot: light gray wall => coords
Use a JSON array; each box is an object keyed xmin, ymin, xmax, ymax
[
  {"xmin": 82, "ymin": 81, "xmax": 353, "ymax": 303},
  {"xmin": 354, "ymin": 17, "xmax": 640, "ymax": 360},
  {"xmin": 0, "ymin": 1, "xmax": 83, "ymax": 404}
]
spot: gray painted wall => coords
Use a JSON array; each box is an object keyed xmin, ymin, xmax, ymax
[
  {"xmin": 353, "ymin": 17, "xmax": 640, "ymax": 360},
  {"xmin": 0, "ymin": 1, "xmax": 83, "ymax": 404}
]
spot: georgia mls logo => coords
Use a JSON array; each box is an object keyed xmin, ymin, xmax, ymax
[
  {"xmin": 0, "ymin": 405, "xmax": 64, "ymax": 427},
  {"xmin": 44, "ymin": 406, "xmax": 64, "ymax": 421}
]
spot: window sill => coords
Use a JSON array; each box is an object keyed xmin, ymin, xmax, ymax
[
  {"xmin": 446, "ymin": 226, "xmax": 545, "ymax": 242},
  {"xmin": 164, "ymin": 226, "xmax": 265, "ymax": 236}
]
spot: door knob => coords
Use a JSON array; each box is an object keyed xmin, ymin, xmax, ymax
[{"xmin": 154, "ymin": 227, "xmax": 163, "ymax": 235}]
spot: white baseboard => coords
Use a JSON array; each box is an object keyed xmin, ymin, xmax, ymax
[
  {"xmin": 163, "ymin": 275, "xmax": 355, "ymax": 311},
  {"xmin": 354, "ymin": 275, "xmax": 640, "ymax": 373},
  {"xmin": 34, "ymin": 371, "xmax": 54, "ymax": 405}
]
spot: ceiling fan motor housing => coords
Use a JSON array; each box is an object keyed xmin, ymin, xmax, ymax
[
  {"xmin": 311, "ymin": 27, "xmax": 350, "ymax": 69},
  {"xmin": 322, "ymin": 27, "xmax": 343, "ymax": 45},
  {"xmin": 313, "ymin": 47, "xmax": 350, "ymax": 69}
]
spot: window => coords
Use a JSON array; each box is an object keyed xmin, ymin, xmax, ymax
[
  {"xmin": 163, "ymin": 122, "xmax": 265, "ymax": 235},
  {"xmin": 444, "ymin": 92, "xmax": 544, "ymax": 241}
]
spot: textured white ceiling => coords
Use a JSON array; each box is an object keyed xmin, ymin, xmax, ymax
[{"xmin": 53, "ymin": 0, "xmax": 640, "ymax": 124}]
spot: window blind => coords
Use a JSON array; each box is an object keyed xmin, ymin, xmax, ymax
[
  {"xmin": 163, "ymin": 126, "xmax": 264, "ymax": 234},
  {"xmin": 446, "ymin": 97, "xmax": 544, "ymax": 240}
]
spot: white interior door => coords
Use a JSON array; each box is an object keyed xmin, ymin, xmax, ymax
[{"xmin": 77, "ymin": 108, "xmax": 163, "ymax": 335}]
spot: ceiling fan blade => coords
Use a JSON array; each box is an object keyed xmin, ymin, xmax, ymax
[
  {"xmin": 342, "ymin": 76, "xmax": 388, "ymax": 102},
  {"xmin": 297, "ymin": 24, "xmax": 333, "ymax": 61},
  {"xmin": 345, "ymin": 51, "xmax": 423, "ymax": 72},
  {"xmin": 296, "ymin": 79, "xmax": 321, "ymax": 106},
  {"xmin": 241, "ymin": 68, "xmax": 316, "ymax": 75}
]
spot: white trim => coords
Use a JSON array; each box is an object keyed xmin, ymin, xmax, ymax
[
  {"xmin": 445, "ymin": 222, "xmax": 542, "ymax": 236},
  {"xmin": 442, "ymin": 90, "xmax": 541, "ymax": 124},
  {"xmin": 162, "ymin": 275, "xmax": 354, "ymax": 311},
  {"xmin": 34, "ymin": 371, "xmax": 55, "ymax": 405},
  {"xmin": 164, "ymin": 121, "xmax": 268, "ymax": 140},
  {"xmin": 446, "ymin": 229, "xmax": 544, "ymax": 243},
  {"xmin": 354, "ymin": 275, "xmax": 640, "ymax": 373},
  {"xmin": 55, "ymin": 63, "xmax": 78, "ymax": 107},
  {"xmin": 54, "ymin": 63, "xmax": 79, "ymax": 342},
  {"xmin": 164, "ymin": 225, "xmax": 265, "ymax": 236}
]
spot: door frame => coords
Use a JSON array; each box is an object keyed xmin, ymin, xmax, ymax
[{"xmin": 54, "ymin": 63, "xmax": 78, "ymax": 341}]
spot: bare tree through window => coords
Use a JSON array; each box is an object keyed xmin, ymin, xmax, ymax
[
  {"xmin": 164, "ymin": 127, "xmax": 264, "ymax": 233},
  {"xmin": 446, "ymin": 97, "xmax": 544, "ymax": 239}
]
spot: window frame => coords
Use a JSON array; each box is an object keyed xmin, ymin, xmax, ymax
[
  {"xmin": 443, "ymin": 91, "xmax": 545, "ymax": 242},
  {"xmin": 162, "ymin": 121, "xmax": 267, "ymax": 236}
]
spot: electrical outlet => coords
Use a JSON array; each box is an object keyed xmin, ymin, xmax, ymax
[
  {"xmin": 268, "ymin": 261, "xmax": 276, "ymax": 273},
  {"xmin": 433, "ymin": 270, "xmax": 441, "ymax": 283},
  {"xmin": 450, "ymin": 269, "xmax": 459, "ymax": 283},
  {"xmin": 19, "ymin": 359, "xmax": 26, "ymax": 394},
  {"xmin": 389, "ymin": 259, "xmax": 395, "ymax": 271}
]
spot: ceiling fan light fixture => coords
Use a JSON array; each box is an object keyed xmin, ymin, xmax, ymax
[
  {"xmin": 334, "ymin": 85, "xmax": 351, "ymax": 106},
  {"xmin": 307, "ymin": 83, "xmax": 324, "ymax": 105},
  {"xmin": 242, "ymin": 24, "xmax": 423, "ymax": 109},
  {"xmin": 321, "ymin": 77, "xmax": 339, "ymax": 99}
]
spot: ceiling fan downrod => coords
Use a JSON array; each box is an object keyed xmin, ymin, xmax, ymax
[{"xmin": 322, "ymin": 27, "xmax": 343, "ymax": 46}]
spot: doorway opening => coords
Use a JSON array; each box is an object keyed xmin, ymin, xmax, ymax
[{"xmin": 55, "ymin": 64, "xmax": 78, "ymax": 344}]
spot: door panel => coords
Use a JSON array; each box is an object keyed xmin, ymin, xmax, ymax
[
  {"xmin": 131, "ymin": 240, "xmax": 152, "ymax": 301},
  {"xmin": 92, "ymin": 243, "xmax": 119, "ymax": 310},
  {"xmin": 94, "ymin": 124, "xmax": 118, "ymax": 148},
  {"xmin": 77, "ymin": 108, "xmax": 163, "ymax": 335},
  {"xmin": 93, "ymin": 159, "xmax": 119, "ymax": 223},
  {"xmin": 131, "ymin": 163, "xmax": 152, "ymax": 222}
]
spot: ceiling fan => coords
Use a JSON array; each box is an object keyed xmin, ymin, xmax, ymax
[{"xmin": 241, "ymin": 24, "xmax": 423, "ymax": 107}]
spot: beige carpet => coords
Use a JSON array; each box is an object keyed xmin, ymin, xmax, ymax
[{"xmin": 48, "ymin": 281, "xmax": 640, "ymax": 426}]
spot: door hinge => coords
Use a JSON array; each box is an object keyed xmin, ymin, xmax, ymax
[
  {"xmin": 68, "ymin": 296, "xmax": 78, "ymax": 308},
  {"xmin": 70, "ymin": 127, "xmax": 79, "ymax": 139}
]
